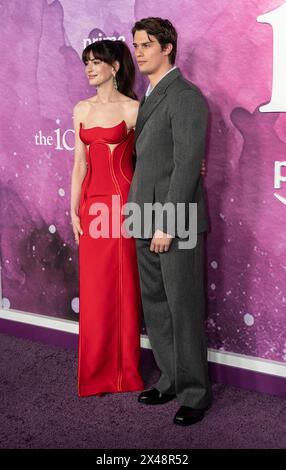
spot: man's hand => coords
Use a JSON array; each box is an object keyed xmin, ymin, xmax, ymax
[
  {"xmin": 150, "ymin": 229, "xmax": 174, "ymax": 253},
  {"xmin": 201, "ymin": 159, "xmax": 206, "ymax": 176}
]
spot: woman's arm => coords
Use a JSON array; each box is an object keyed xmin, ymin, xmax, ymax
[{"xmin": 70, "ymin": 101, "xmax": 88, "ymax": 244}]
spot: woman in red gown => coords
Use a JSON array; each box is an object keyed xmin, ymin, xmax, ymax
[{"xmin": 71, "ymin": 40, "xmax": 144, "ymax": 397}]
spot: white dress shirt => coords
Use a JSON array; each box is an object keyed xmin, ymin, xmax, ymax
[{"xmin": 145, "ymin": 65, "xmax": 177, "ymax": 98}]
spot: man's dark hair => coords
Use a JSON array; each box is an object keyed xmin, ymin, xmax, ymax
[{"xmin": 132, "ymin": 17, "xmax": 177, "ymax": 65}]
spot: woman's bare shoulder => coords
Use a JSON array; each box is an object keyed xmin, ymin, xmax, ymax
[
  {"xmin": 73, "ymin": 99, "xmax": 91, "ymax": 114},
  {"xmin": 122, "ymin": 97, "xmax": 140, "ymax": 112},
  {"xmin": 125, "ymin": 97, "xmax": 140, "ymax": 105},
  {"xmin": 122, "ymin": 99, "xmax": 140, "ymax": 127}
]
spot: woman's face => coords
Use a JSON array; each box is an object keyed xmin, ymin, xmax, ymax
[{"xmin": 84, "ymin": 50, "xmax": 118, "ymax": 87}]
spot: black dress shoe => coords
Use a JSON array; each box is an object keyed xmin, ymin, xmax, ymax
[
  {"xmin": 173, "ymin": 405, "xmax": 207, "ymax": 426},
  {"xmin": 138, "ymin": 388, "xmax": 176, "ymax": 405}
]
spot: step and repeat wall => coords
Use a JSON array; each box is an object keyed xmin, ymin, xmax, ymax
[{"xmin": 1, "ymin": 0, "xmax": 286, "ymax": 367}]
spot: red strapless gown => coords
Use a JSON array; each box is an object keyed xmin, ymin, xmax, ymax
[{"xmin": 77, "ymin": 120, "xmax": 144, "ymax": 397}]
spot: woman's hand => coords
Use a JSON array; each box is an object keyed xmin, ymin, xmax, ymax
[{"xmin": 71, "ymin": 211, "xmax": 83, "ymax": 245}]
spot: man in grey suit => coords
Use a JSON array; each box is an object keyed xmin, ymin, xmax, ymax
[{"xmin": 128, "ymin": 17, "xmax": 212, "ymax": 426}]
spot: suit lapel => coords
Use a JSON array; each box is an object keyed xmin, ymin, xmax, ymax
[
  {"xmin": 135, "ymin": 67, "xmax": 181, "ymax": 141},
  {"xmin": 135, "ymin": 93, "xmax": 166, "ymax": 140}
]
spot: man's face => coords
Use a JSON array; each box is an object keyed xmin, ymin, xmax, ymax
[{"xmin": 133, "ymin": 30, "xmax": 170, "ymax": 75}]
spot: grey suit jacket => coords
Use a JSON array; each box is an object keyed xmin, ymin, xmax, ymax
[{"xmin": 127, "ymin": 67, "xmax": 209, "ymax": 239}]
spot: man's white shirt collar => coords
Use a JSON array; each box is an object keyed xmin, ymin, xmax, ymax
[{"xmin": 145, "ymin": 65, "xmax": 177, "ymax": 98}]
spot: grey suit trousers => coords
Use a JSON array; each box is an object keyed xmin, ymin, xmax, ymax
[{"xmin": 136, "ymin": 234, "xmax": 212, "ymax": 409}]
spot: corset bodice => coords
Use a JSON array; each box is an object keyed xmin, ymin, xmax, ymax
[
  {"xmin": 79, "ymin": 120, "xmax": 133, "ymax": 145},
  {"xmin": 79, "ymin": 120, "xmax": 135, "ymax": 205}
]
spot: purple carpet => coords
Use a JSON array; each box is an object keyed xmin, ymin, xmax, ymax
[{"xmin": 0, "ymin": 332, "xmax": 285, "ymax": 449}]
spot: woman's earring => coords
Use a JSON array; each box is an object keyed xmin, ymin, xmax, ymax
[{"xmin": 112, "ymin": 70, "xmax": 118, "ymax": 90}]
